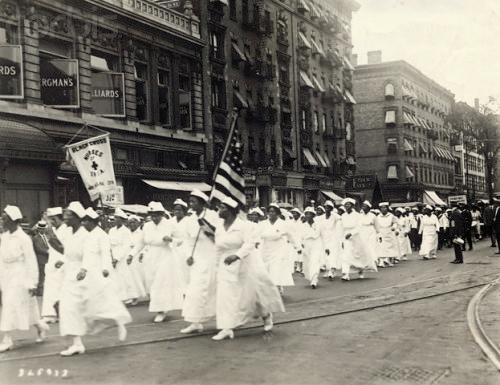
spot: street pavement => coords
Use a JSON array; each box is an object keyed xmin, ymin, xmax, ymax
[{"xmin": 1, "ymin": 240, "xmax": 500, "ymax": 384}]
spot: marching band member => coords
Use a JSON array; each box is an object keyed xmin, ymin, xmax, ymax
[
  {"xmin": 212, "ymin": 197, "xmax": 284, "ymax": 341},
  {"xmin": 419, "ymin": 205, "xmax": 440, "ymax": 260},
  {"xmin": 321, "ymin": 201, "xmax": 342, "ymax": 280},
  {"xmin": 259, "ymin": 204, "xmax": 297, "ymax": 295},
  {"xmin": 374, "ymin": 202, "xmax": 399, "ymax": 267},
  {"xmin": 109, "ymin": 208, "xmax": 139, "ymax": 304},
  {"xmin": 180, "ymin": 190, "xmax": 219, "ymax": 334},
  {"xmin": 0, "ymin": 205, "xmax": 49, "ymax": 352},
  {"xmin": 126, "ymin": 215, "xmax": 147, "ymax": 302},
  {"xmin": 301, "ymin": 207, "xmax": 322, "ymax": 289}
]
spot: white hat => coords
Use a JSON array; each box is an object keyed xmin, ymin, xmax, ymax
[
  {"xmin": 67, "ymin": 201, "xmax": 86, "ymax": 218},
  {"xmin": 287, "ymin": 212, "xmax": 294, "ymax": 219},
  {"xmin": 269, "ymin": 203, "xmax": 281, "ymax": 210},
  {"xmin": 424, "ymin": 205, "xmax": 433, "ymax": 210},
  {"xmin": 316, "ymin": 205, "xmax": 325, "ymax": 212},
  {"xmin": 249, "ymin": 207, "xmax": 264, "ymax": 216},
  {"xmin": 173, "ymin": 199, "xmax": 188, "ymax": 208},
  {"xmin": 304, "ymin": 206, "xmax": 316, "ymax": 215},
  {"xmin": 324, "ymin": 200, "xmax": 335, "ymax": 208},
  {"xmin": 379, "ymin": 202, "xmax": 389, "ymax": 207},
  {"xmin": 128, "ymin": 215, "xmax": 141, "ymax": 222},
  {"xmin": 37, "ymin": 220, "xmax": 48, "ymax": 228},
  {"xmin": 148, "ymin": 201, "xmax": 166, "ymax": 213},
  {"xmin": 434, "ymin": 207, "xmax": 442, "ymax": 212},
  {"xmin": 342, "ymin": 198, "xmax": 356, "ymax": 206},
  {"xmin": 291, "ymin": 208, "xmax": 302, "ymax": 215},
  {"xmin": 337, "ymin": 206, "xmax": 346, "ymax": 212},
  {"xmin": 47, "ymin": 207, "xmax": 63, "ymax": 217},
  {"xmin": 84, "ymin": 207, "xmax": 99, "ymax": 220},
  {"xmin": 362, "ymin": 200, "xmax": 372, "ymax": 208},
  {"xmin": 221, "ymin": 196, "xmax": 239, "ymax": 209},
  {"xmin": 4, "ymin": 205, "xmax": 22, "ymax": 221},
  {"xmin": 405, "ymin": 207, "xmax": 411, "ymax": 211},
  {"xmin": 396, "ymin": 207, "xmax": 405, "ymax": 214},
  {"xmin": 115, "ymin": 208, "xmax": 128, "ymax": 219},
  {"xmin": 190, "ymin": 189, "xmax": 209, "ymax": 203}
]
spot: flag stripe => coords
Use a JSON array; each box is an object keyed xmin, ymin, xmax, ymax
[
  {"xmin": 215, "ymin": 167, "xmax": 245, "ymax": 194},
  {"xmin": 219, "ymin": 162, "xmax": 244, "ymax": 185},
  {"xmin": 213, "ymin": 181, "xmax": 246, "ymax": 204},
  {"xmin": 214, "ymin": 174, "xmax": 246, "ymax": 202}
]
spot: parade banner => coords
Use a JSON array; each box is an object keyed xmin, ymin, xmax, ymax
[
  {"xmin": 40, "ymin": 59, "xmax": 79, "ymax": 108},
  {"xmin": 0, "ymin": 45, "xmax": 23, "ymax": 99},
  {"xmin": 66, "ymin": 134, "xmax": 117, "ymax": 201},
  {"xmin": 102, "ymin": 185, "xmax": 124, "ymax": 207},
  {"xmin": 91, "ymin": 72, "xmax": 125, "ymax": 117}
]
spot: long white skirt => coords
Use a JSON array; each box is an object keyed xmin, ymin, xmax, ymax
[
  {"xmin": 260, "ymin": 249, "xmax": 294, "ymax": 287},
  {"xmin": 142, "ymin": 247, "xmax": 162, "ymax": 294},
  {"xmin": 113, "ymin": 260, "xmax": 140, "ymax": 301},
  {"xmin": 341, "ymin": 234, "xmax": 378, "ymax": 272},
  {"xmin": 129, "ymin": 258, "xmax": 147, "ymax": 299},
  {"xmin": 398, "ymin": 233, "xmax": 412, "ymax": 256},
  {"xmin": 41, "ymin": 262, "xmax": 64, "ymax": 317},
  {"xmin": 419, "ymin": 232, "xmax": 438, "ymax": 256},
  {"xmin": 378, "ymin": 230, "xmax": 400, "ymax": 259},
  {"xmin": 302, "ymin": 238, "xmax": 323, "ymax": 281}
]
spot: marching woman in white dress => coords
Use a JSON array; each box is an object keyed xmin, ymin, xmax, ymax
[
  {"xmin": 259, "ymin": 204, "xmax": 297, "ymax": 295},
  {"xmin": 0, "ymin": 205, "xmax": 49, "ymax": 352},
  {"xmin": 126, "ymin": 215, "xmax": 147, "ymax": 303},
  {"xmin": 289, "ymin": 208, "xmax": 304, "ymax": 274},
  {"xmin": 321, "ymin": 201, "xmax": 343, "ymax": 280},
  {"xmin": 212, "ymin": 197, "xmax": 284, "ymax": 341},
  {"xmin": 42, "ymin": 207, "xmax": 72, "ymax": 322},
  {"xmin": 374, "ymin": 202, "xmax": 400, "ymax": 267},
  {"xmin": 109, "ymin": 208, "xmax": 139, "ymax": 304},
  {"xmin": 339, "ymin": 199, "xmax": 378, "ymax": 281},
  {"xmin": 301, "ymin": 207, "xmax": 322, "ymax": 289},
  {"xmin": 419, "ymin": 205, "xmax": 440, "ymax": 260},
  {"xmin": 395, "ymin": 208, "xmax": 412, "ymax": 260},
  {"xmin": 128, "ymin": 202, "xmax": 171, "ymax": 296},
  {"xmin": 170, "ymin": 199, "xmax": 193, "ymax": 295},
  {"xmin": 358, "ymin": 201, "xmax": 381, "ymax": 269},
  {"xmin": 180, "ymin": 190, "xmax": 219, "ymax": 334}
]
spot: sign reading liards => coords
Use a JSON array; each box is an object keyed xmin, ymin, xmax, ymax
[
  {"xmin": 40, "ymin": 59, "xmax": 79, "ymax": 108},
  {"xmin": 0, "ymin": 45, "xmax": 23, "ymax": 99},
  {"xmin": 91, "ymin": 72, "xmax": 125, "ymax": 117}
]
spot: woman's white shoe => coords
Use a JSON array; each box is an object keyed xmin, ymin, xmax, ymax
[
  {"xmin": 180, "ymin": 324, "xmax": 204, "ymax": 334},
  {"xmin": 212, "ymin": 329, "xmax": 234, "ymax": 341},
  {"xmin": 60, "ymin": 344, "xmax": 85, "ymax": 357},
  {"xmin": 117, "ymin": 324, "xmax": 127, "ymax": 341},
  {"xmin": 263, "ymin": 314, "xmax": 273, "ymax": 332},
  {"xmin": 0, "ymin": 339, "xmax": 13, "ymax": 353},
  {"xmin": 35, "ymin": 320, "xmax": 50, "ymax": 343},
  {"xmin": 153, "ymin": 313, "xmax": 167, "ymax": 323}
]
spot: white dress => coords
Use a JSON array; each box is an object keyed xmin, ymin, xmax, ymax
[
  {"xmin": 128, "ymin": 228, "xmax": 147, "ymax": 299},
  {"xmin": 419, "ymin": 214, "xmax": 440, "ymax": 257},
  {"xmin": 109, "ymin": 225, "xmax": 139, "ymax": 301},
  {"xmin": 301, "ymin": 221, "xmax": 323, "ymax": 282},
  {"xmin": 358, "ymin": 212, "xmax": 381, "ymax": 266},
  {"xmin": 259, "ymin": 218, "xmax": 296, "ymax": 286},
  {"xmin": 320, "ymin": 213, "xmax": 343, "ymax": 271},
  {"xmin": 41, "ymin": 223, "xmax": 71, "ymax": 318},
  {"xmin": 170, "ymin": 216, "xmax": 194, "ymax": 295},
  {"xmin": 288, "ymin": 219, "xmax": 304, "ymax": 263},
  {"xmin": 374, "ymin": 214, "xmax": 400, "ymax": 259},
  {"xmin": 215, "ymin": 218, "xmax": 284, "ymax": 330},
  {"xmin": 396, "ymin": 216, "xmax": 412, "ymax": 256},
  {"xmin": 182, "ymin": 209, "xmax": 219, "ymax": 324},
  {"xmin": 0, "ymin": 228, "xmax": 40, "ymax": 331}
]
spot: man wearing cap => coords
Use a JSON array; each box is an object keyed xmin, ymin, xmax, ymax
[
  {"xmin": 32, "ymin": 220, "xmax": 50, "ymax": 296},
  {"xmin": 180, "ymin": 190, "xmax": 219, "ymax": 334},
  {"xmin": 449, "ymin": 205, "xmax": 465, "ymax": 264},
  {"xmin": 408, "ymin": 207, "xmax": 421, "ymax": 251},
  {"xmin": 109, "ymin": 208, "xmax": 139, "ymax": 305},
  {"xmin": 419, "ymin": 205, "xmax": 440, "ymax": 260},
  {"xmin": 0, "ymin": 205, "xmax": 49, "ymax": 352}
]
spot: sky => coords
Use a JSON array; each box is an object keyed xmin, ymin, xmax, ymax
[{"xmin": 351, "ymin": 0, "xmax": 500, "ymax": 109}]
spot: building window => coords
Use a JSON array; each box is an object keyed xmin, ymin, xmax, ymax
[
  {"xmin": 387, "ymin": 165, "xmax": 399, "ymax": 180},
  {"xmin": 229, "ymin": 0, "xmax": 237, "ymax": 20},
  {"xmin": 134, "ymin": 62, "xmax": 149, "ymax": 122},
  {"xmin": 387, "ymin": 137, "xmax": 398, "ymax": 154},
  {"xmin": 157, "ymin": 67, "xmax": 171, "ymax": 126},
  {"xmin": 210, "ymin": 32, "xmax": 223, "ymax": 60},
  {"xmin": 385, "ymin": 110, "xmax": 396, "ymax": 126},
  {"xmin": 178, "ymin": 60, "xmax": 192, "ymax": 130},
  {"xmin": 322, "ymin": 113, "xmax": 327, "ymax": 133},
  {"xmin": 312, "ymin": 111, "xmax": 319, "ymax": 133},
  {"xmin": 385, "ymin": 83, "xmax": 395, "ymax": 99},
  {"xmin": 346, "ymin": 122, "xmax": 352, "ymax": 140},
  {"xmin": 211, "ymin": 77, "xmax": 226, "ymax": 109}
]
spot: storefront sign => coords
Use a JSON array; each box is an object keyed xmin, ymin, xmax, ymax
[
  {"xmin": 102, "ymin": 185, "xmax": 124, "ymax": 207},
  {"xmin": 448, "ymin": 194, "xmax": 467, "ymax": 206},
  {"xmin": 0, "ymin": 45, "xmax": 23, "ymax": 99},
  {"xmin": 91, "ymin": 72, "xmax": 125, "ymax": 117},
  {"xmin": 348, "ymin": 174, "xmax": 377, "ymax": 190},
  {"xmin": 66, "ymin": 134, "xmax": 117, "ymax": 201},
  {"xmin": 40, "ymin": 59, "xmax": 79, "ymax": 108}
]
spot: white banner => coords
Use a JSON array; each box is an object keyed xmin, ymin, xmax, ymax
[
  {"xmin": 102, "ymin": 185, "xmax": 124, "ymax": 207},
  {"xmin": 66, "ymin": 134, "xmax": 116, "ymax": 201}
]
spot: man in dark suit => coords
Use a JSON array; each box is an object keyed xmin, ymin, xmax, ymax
[
  {"xmin": 449, "ymin": 205, "xmax": 465, "ymax": 263},
  {"xmin": 460, "ymin": 204, "xmax": 473, "ymax": 251},
  {"xmin": 494, "ymin": 200, "xmax": 500, "ymax": 255},
  {"xmin": 32, "ymin": 220, "xmax": 50, "ymax": 296},
  {"xmin": 484, "ymin": 200, "xmax": 497, "ymax": 248}
]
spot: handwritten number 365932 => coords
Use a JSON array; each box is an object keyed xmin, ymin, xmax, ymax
[{"xmin": 18, "ymin": 368, "xmax": 69, "ymax": 377}]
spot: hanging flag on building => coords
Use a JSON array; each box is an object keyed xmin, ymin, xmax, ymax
[
  {"xmin": 211, "ymin": 111, "xmax": 246, "ymax": 206},
  {"xmin": 65, "ymin": 133, "xmax": 117, "ymax": 201}
]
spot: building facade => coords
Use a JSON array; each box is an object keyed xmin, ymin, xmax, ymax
[
  {"xmin": 353, "ymin": 55, "xmax": 457, "ymax": 204},
  {"xmin": 0, "ymin": 0, "xmax": 211, "ymax": 223},
  {"xmin": 206, "ymin": 0, "xmax": 360, "ymax": 208}
]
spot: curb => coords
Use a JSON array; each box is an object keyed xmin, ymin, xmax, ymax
[{"xmin": 467, "ymin": 277, "xmax": 500, "ymax": 371}]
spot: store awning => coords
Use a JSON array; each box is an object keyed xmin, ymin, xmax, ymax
[
  {"xmin": 433, "ymin": 146, "xmax": 444, "ymax": 159},
  {"xmin": 423, "ymin": 190, "xmax": 446, "ymax": 206},
  {"xmin": 312, "ymin": 76, "xmax": 325, "ymax": 92},
  {"xmin": 403, "ymin": 138, "xmax": 414, "ymax": 152},
  {"xmin": 298, "ymin": 32, "xmax": 312, "ymax": 49},
  {"xmin": 343, "ymin": 56, "xmax": 355, "ymax": 71},
  {"xmin": 299, "ymin": 71, "xmax": 314, "ymax": 89},
  {"xmin": 442, "ymin": 148, "xmax": 455, "ymax": 161},
  {"xmin": 405, "ymin": 165, "xmax": 415, "ymax": 178},
  {"xmin": 315, "ymin": 150, "xmax": 328, "ymax": 167},
  {"xmin": 321, "ymin": 190, "xmax": 343, "ymax": 203},
  {"xmin": 233, "ymin": 89, "xmax": 249, "ymax": 109},
  {"xmin": 231, "ymin": 42, "xmax": 246, "ymax": 62},
  {"xmin": 345, "ymin": 89, "xmax": 357, "ymax": 104},
  {"xmin": 142, "ymin": 179, "xmax": 211, "ymax": 192},
  {"xmin": 302, "ymin": 148, "xmax": 319, "ymax": 166}
]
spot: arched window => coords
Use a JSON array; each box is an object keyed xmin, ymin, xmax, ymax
[{"xmin": 385, "ymin": 83, "xmax": 395, "ymax": 98}]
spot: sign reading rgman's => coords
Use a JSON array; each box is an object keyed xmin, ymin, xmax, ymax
[
  {"xmin": 0, "ymin": 45, "xmax": 23, "ymax": 99},
  {"xmin": 91, "ymin": 72, "xmax": 125, "ymax": 117},
  {"xmin": 40, "ymin": 59, "xmax": 79, "ymax": 108}
]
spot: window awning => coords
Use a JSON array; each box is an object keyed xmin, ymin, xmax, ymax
[
  {"xmin": 90, "ymin": 55, "xmax": 109, "ymax": 71},
  {"xmin": 403, "ymin": 138, "xmax": 414, "ymax": 152},
  {"xmin": 423, "ymin": 190, "xmax": 446, "ymax": 206},
  {"xmin": 385, "ymin": 110, "xmax": 396, "ymax": 124},
  {"xmin": 283, "ymin": 146, "xmax": 296, "ymax": 160},
  {"xmin": 321, "ymin": 190, "xmax": 343, "ymax": 203},
  {"xmin": 303, "ymin": 148, "xmax": 319, "ymax": 166},
  {"xmin": 297, "ymin": 0, "xmax": 310, "ymax": 12},
  {"xmin": 142, "ymin": 179, "xmax": 211, "ymax": 192},
  {"xmin": 419, "ymin": 143, "xmax": 428, "ymax": 153},
  {"xmin": 405, "ymin": 165, "xmax": 415, "ymax": 178},
  {"xmin": 233, "ymin": 89, "xmax": 249, "ymax": 109},
  {"xmin": 299, "ymin": 71, "xmax": 314, "ymax": 89},
  {"xmin": 312, "ymin": 76, "xmax": 325, "ymax": 92},
  {"xmin": 343, "ymin": 56, "xmax": 355, "ymax": 71},
  {"xmin": 315, "ymin": 150, "xmax": 328, "ymax": 167},
  {"xmin": 387, "ymin": 165, "xmax": 398, "ymax": 180},
  {"xmin": 231, "ymin": 42, "xmax": 246, "ymax": 62},
  {"xmin": 311, "ymin": 39, "xmax": 326, "ymax": 57},
  {"xmin": 323, "ymin": 152, "xmax": 332, "ymax": 167},
  {"xmin": 345, "ymin": 89, "xmax": 357, "ymax": 104},
  {"xmin": 298, "ymin": 32, "xmax": 312, "ymax": 49},
  {"xmin": 403, "ymin": 112, "xmax": 413, "ymax": 125},
  {"xmin": 335, "ymin": 84, "xmax": 346, "ymax": 100},
  {"xmin": 443, "ymin": 148, "xmax": 456, "ymax": 161}
]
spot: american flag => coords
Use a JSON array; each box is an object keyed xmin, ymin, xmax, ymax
[{"xmin": 211, "ymin": 117, "xmax": 246, "ymax": 206}]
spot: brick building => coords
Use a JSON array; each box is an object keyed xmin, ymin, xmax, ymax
[
  {"xmin": 353, "ymin": 54, "xmax": 457, "ymax": 204},
  {"xmin": 0, "ymin": 0, "xmax": 211, "ymax": 223},
  {"xmin": 205, "ymin": 0, "xmax": 360, "ymax": 208}
]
